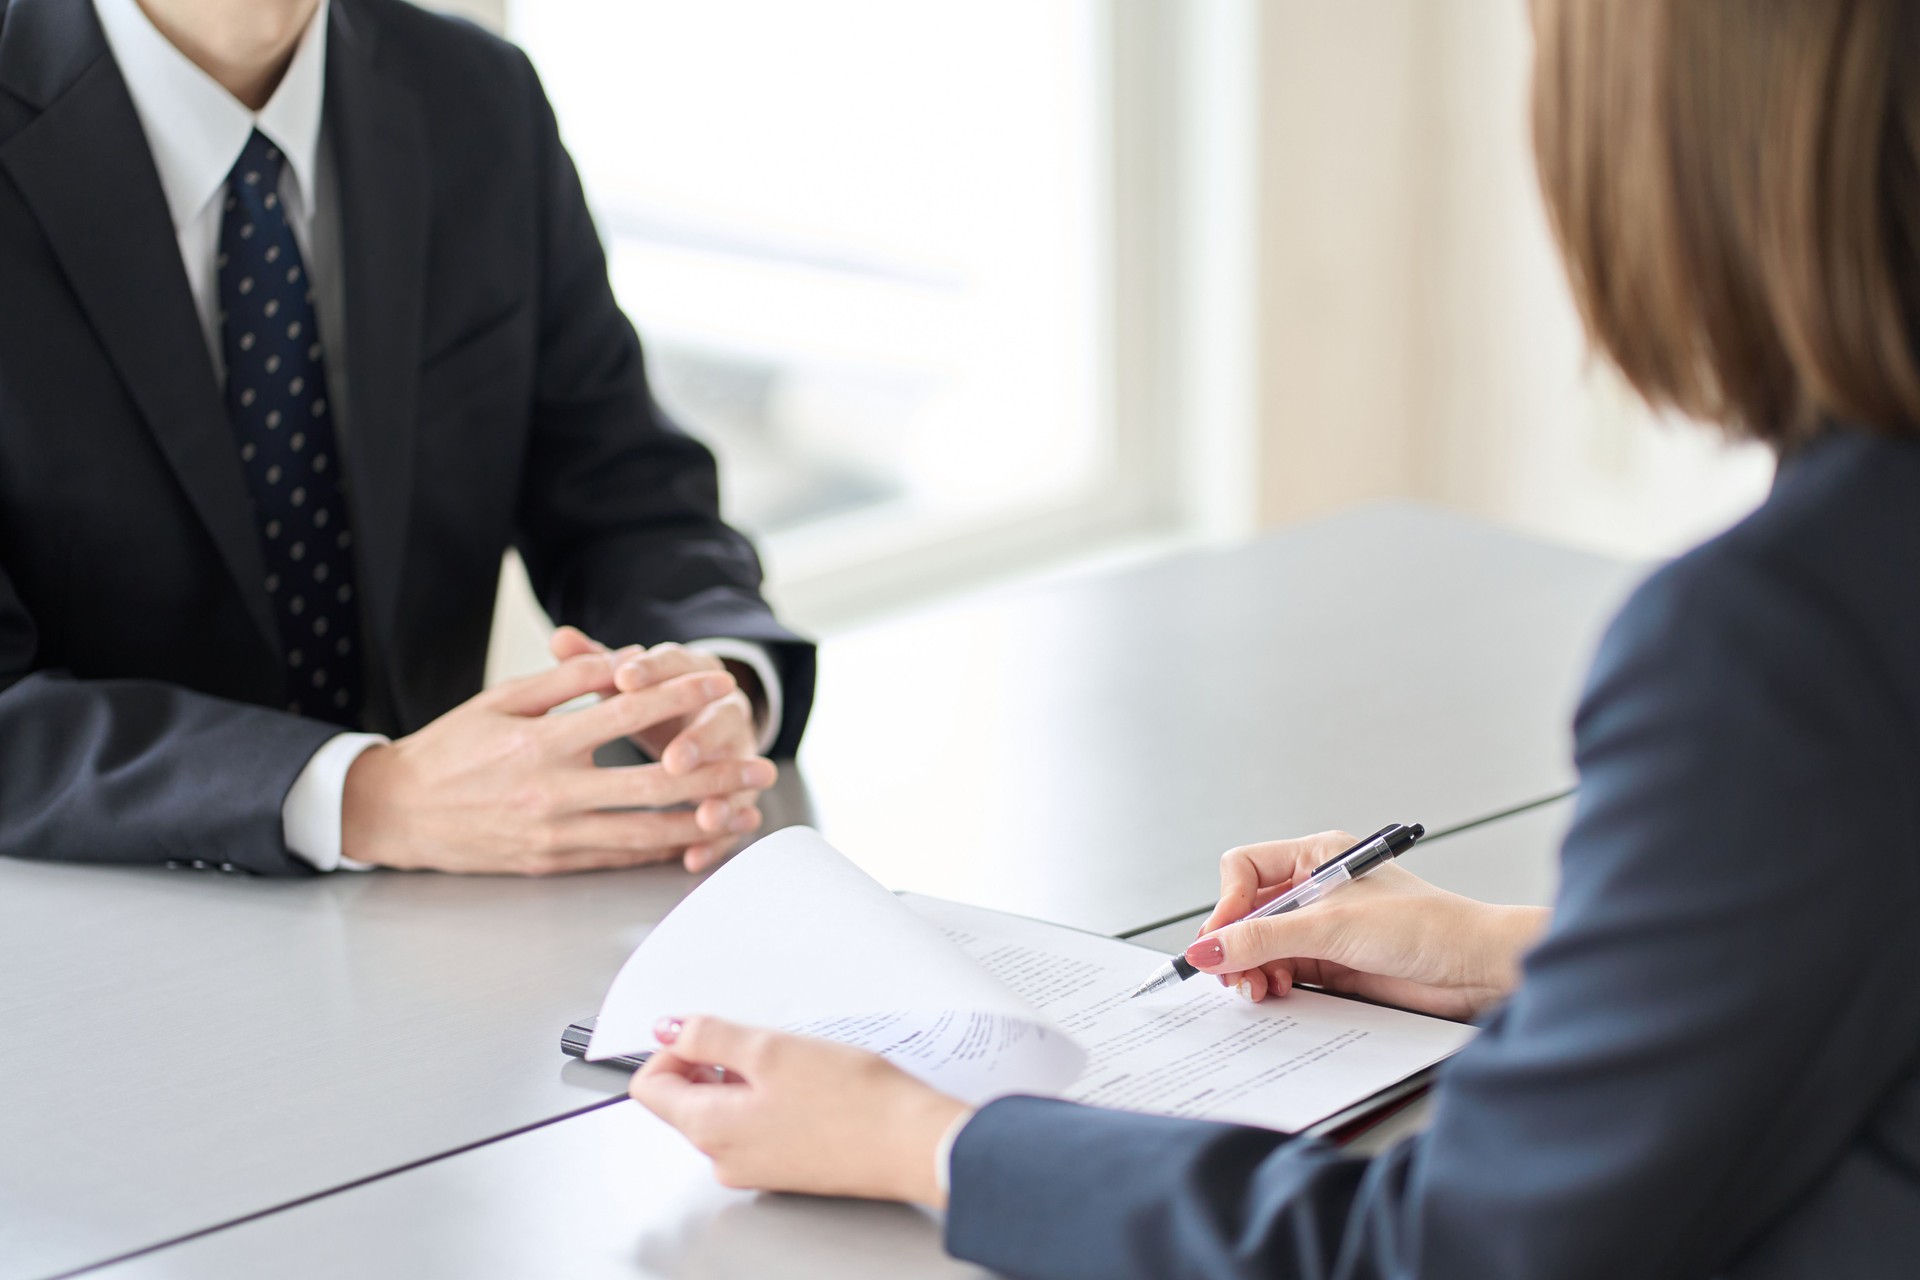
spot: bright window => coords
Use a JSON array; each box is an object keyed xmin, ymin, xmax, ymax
[{"xmin": 510, "ymin": 1, "xmax": 1114, "ymax": 611}]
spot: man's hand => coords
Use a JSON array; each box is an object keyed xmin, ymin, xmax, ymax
[
  {"xmin": 340, "ymin": 654, "xmax": 776, "ymax": 875},
  {"xmin": 1187, "ymin": 831, "xmax": 1549, "ymax": 1021},
  {"xmin": 631, "ymin": 1015, "xmax": 970, "ymax": 1208},
  {"xmin": 549, "ymin": 626, "xmax": 771, "ymax": 871}
]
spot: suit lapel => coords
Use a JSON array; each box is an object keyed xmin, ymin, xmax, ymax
[
  {"xmin": 0, "ymin": 0, "xmax": 280, "ymax": 653},
  {"xmin": 325, "ymin": 0, "xmax": 429, "ymax": 725}
]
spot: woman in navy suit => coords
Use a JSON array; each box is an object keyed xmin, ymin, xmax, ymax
[{"xmin": 632, "ymin": 2, "xmax": 1920, "ymax": 1275}]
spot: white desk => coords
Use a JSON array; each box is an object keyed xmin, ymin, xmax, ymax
[
  {"xmin": 89, "ymin": 800, "xmax": 1574, "ymax": 1280},
  {"xmin": 799, "ymin": 505, "xmax": 1629, "ymax": 936},
  {"xmin": 2, "ymin": 508, "xmax": 1630, "ymax": 1279},
  {"xmin": 90, "ymin": 1098, "xmax": 983, "ymax": 1280}
]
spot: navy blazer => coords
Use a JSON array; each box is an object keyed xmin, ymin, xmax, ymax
[
  {"xmin": 0, "ymin": 0, "xmax": 814, "ymax": 874},
  {"xmin": 948, "ymin": 429, "xmax": 1920, "ymax": 1279}
]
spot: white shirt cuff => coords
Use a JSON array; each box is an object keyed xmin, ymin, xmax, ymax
[
  {"xmin": 934, "ymin": 1108, "xmax": 976, "ymax": 1199},
  {"xmin": 283, "ymin": 732, "xmax": 389, "ymax": 871},
  {"xmin": 685, "ymin": 638, "xmax": 783, "ymax": 755}
]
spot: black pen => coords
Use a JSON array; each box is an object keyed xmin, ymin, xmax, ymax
[{"xmin": 1126, "ymin": 822, "xmax": 1427, "ymax": 999}]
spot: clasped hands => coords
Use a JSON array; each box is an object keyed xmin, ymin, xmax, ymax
[
  {"xmin": 341, "ymin": 625, "xmax": 774, "ymax": 874},
  {"xmin": 629, "ymin": 831, "xmax": 1550, "ymax": 1208}
]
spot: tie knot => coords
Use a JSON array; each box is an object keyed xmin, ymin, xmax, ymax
[{"xmin": 227, "ymin": 130, "xmax": 287, "ymax": 197}]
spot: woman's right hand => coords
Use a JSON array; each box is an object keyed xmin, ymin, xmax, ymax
[{"xmin": 1185, "ymin": 831, "xmax": 1549, "ymax": 1021}]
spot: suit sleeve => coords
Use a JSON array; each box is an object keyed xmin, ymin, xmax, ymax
[
  {"xmin": 507, "ymin": 52, "xmax": 815, "ymax": 757},
  {"xmin": 945, "ymin": 548, "xmax": 1920, "ymax": 1280},
  {"xmin": 0, "ymin": 558, "xmax": 339, "ymax": 875}
]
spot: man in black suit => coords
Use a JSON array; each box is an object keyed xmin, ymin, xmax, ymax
[{"xmin": 0, "ymin": 0, "xmax": 815, "ymax": 877}]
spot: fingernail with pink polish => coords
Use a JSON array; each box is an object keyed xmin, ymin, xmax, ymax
[
  {"xmin": 1186, "ymin": 938, "xmax": 1224, "ymax": 970},
  {"xmin": 654, "ymin": 1017, "xmax": 683, "ymax": 1045}
]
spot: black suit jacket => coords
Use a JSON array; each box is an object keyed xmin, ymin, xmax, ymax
[
  {"xmin": 946, "ymin": 428, "xmax": 1920, "ymax": 1280},
  {"xmin": 0, "ymin": 0, "xmax": 815, "ymax": 874}
]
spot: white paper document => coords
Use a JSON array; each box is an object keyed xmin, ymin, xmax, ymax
[{"xmin": 591, "ymin": 828, "xmax": 1475, "ymax": 1132}]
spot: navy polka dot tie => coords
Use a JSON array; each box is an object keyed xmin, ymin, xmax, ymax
[{"xmin": 218, "ymin": 130, "xmax": 365, "ymax": 728}]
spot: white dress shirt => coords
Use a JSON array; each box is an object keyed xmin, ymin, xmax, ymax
[{"xmin": 93, "ymin": 0, "xmax": 783, "ymax": 872}]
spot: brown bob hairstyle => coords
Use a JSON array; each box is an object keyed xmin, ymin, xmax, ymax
[{"xmin": 1531, "ymin": 0, "xmax": 1920, "ymax": 448}]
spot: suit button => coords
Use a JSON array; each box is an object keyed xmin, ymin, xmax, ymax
[
  {"xmin": 164, "ymin": 860, "xmax": 185, "ymax": 871},
  {"xmin": 190, "ymin": 859, "xmax": 210, "ymax": 871},
  {"xmin": 219, "ymin": 863, "xmax": 240, "ymax": 875}
]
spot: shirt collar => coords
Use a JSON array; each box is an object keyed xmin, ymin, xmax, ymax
[{"xmin": 92, "ymin": 0, "xmax": 329, "ymax": 233}]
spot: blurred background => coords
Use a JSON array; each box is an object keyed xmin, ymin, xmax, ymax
[{"xmin": 436, "ymin": 0, "xmax": 1776, "ymax": 676}]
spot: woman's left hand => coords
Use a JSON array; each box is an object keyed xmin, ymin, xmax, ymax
[{"xmin": 629, "ymin": 1016, "xmax": 972, "ymax": 1207}]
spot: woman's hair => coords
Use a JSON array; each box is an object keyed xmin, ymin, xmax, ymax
[{"xmin": 1531, "ymin": 0, "xmax": 1920, "ymax": 447}]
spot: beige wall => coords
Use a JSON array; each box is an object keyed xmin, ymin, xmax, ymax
[
  {"xmin": 1253, "ymin": 1, "xmax": 1773, "ymax": 560},
  {"xmin": 1255, "ymin": 2, "xmax": 1428, "ymax": 520},
  {"xmin": 430, "ymin": 0, "xmax": 504, "ymax": 33}
]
